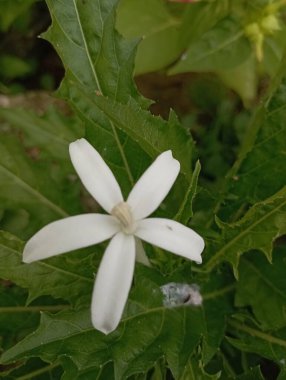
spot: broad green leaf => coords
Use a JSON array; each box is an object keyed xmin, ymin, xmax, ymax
[
  {"xmin": 1, "ymin": 265, "xmax": 232, "ymax": 379},
  {"xmin": 169, "ymin": 18, "xmax": 251, "ymax": 74},
  {"xmin": 0, "ymin": 230, "xmax": 94, "ymax": 306},
  {"xmin": 0, "ymin": 307, "xmax": 214, "ymax": 379},
  {"xmin": 227, "ymin": 318, "xmax": 286, "ymax": 365},
  {"xmin": 117, "ymin": 0, "xmax": 176, "ymax": 38},
  {"xmin": 224, "ymin": 74, "xmax": 286, "ymax": 213},
  {"xmin": 43, "ymin": 0, "xmax": 144, "ymax": 104},
  {"xmin": 0, "ymin": 285, "xmax": 39, "ymax": 351},
  {"xmin": 0, "ymin": 135, "xmax": 81, "ymax": 237},
  {"xmin": 117, "ymin": 0, "xmax": 231, "ymax": 75},
  {"xmin": 133, "ymin": 26, "xmax": 181, "ymax": 75},
  {"xmin": 44, "ymin": 0, "xmax": 195, "ymax": 196},
  {"xmin": 236, "ymin": 249, "xmax": 286, "ymax": 330},
  {"xmin": 205, "ymin": 186, "xmax": 286, "ymax": 275},
  {"xmin": 0, "ymin": 106, "xmax": 84, "ymax": 161},
  {"xmin": 217, "ymin": 55, "xmax": 257, "ymax": 107},
  {"xmin": 262, "ymin": 30, "xmax": 286, "ymax": 77},
  {"xmin": 179, "ymin": 360, "xmax": 221, "ymax": 380},
  {"xmin": 175, "ymin": 160, "xmax": 201, "ymax": 223},
  {"xmin": 62, "ymin": 83, "xmax": 193, "ymax": 180},
  {"xmin": 116, "ymin": 0, "xmax": 181, "ymax": 74},
  {"xmin": 3, "ymin": 358, "xmax": 63, "ymax": 380},
  {"xmin": 215, "ymin": 52, "xmax": 286, "ymax": 223},
  {"xmin": 177, "ymin": 0, "xmax": 229, "ymax": 48}
]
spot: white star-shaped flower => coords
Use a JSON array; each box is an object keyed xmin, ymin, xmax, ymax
[{"xmin": 23, "ymin": 138, "xmax": 204, "ymax": 334}]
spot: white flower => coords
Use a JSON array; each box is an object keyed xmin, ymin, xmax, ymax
[{"xmin": 23, "ymin": 138, "xmax": 204, "ymax": 334}]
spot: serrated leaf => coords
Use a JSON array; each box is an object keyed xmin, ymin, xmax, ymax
[
  {"xmin": 205, "ymin": 186, "xmax": 286, "ymax": 275},
  {"xmin": 215, "ymin": 52, "xmax": 286, "ymax": 223},
  {"xmin": 62, "ymin": 82, "xmax": 193, "ymax": 180},
  {"xmin": 0, "ymin": 230, "xmax": 94, "ymax": 306},
  {"xmin": 236, "ymin": 249, "xmax": 286, "ymax": 330},
  {"xmin": 226, "ymin": 74, "xmax": 286, "ymax": 211},
  {"xmin": 44, "ymin": 0, "xmax": 195, "ymax": 198},
  {"xmin": 43, "ymin": 0, "xmax": 143, "ymax": 105},
  {"xmin": 1, "ymin": 265, "xmax": 231, "ymax": 379}
]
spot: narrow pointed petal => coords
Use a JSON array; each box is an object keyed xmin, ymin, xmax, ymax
[
  {"xmin": 91, "ymin": 233, "xmax": 135, "ymax": 334},
  {"xmin": 69, "ymin": 139, "xmax": 123, "ymax": 213},
  {"xmin": 135, "ymin": 238, "xmax": 151, "ymax": 267},
  {"xmin": 23, "ymin": 214, "xmax": 120, "ymax": 263},
  {"xmin": 127, "ymin": 151, "xmax": 180, "ymax": 220},
  {"xmin": 135, "ymin": 218, "xmax": 204, "ymax": 263}
]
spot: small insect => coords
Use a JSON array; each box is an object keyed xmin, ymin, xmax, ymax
[{"xmin": 160, "ymin": 282, "xmax": 202, "ymax": 308}]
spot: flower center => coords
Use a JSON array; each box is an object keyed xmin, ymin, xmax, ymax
[{"xmin": 111, "ymin": 202, "xmax": 136, "ymax": 234}]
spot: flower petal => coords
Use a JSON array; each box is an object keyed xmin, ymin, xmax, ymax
[
  {"xmin": 127, "ymin": 151, "xmax": 180, "ymax": 220},
  {"xmin": 69, "ymin": 139, "xmax": 123, "ymax": 213},
  {"xmin": 91, "ymin": 233, "xmax": 135, "ymax": 334},
  {"xmin": 135, "ymin": 238, "xmax": 151, "ymax": 267},
  {"xmin": 23, "ymin": 214, "xmax": 120, "ymax": 263},
  {"xmin": 135, "ymin": 218, "xmax": 204, "ymax": 263}
]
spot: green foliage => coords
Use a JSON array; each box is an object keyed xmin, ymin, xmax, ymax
[
  {"xmin": 236, "ymin": 249, "xmax": 286, "ymax": 330},
  {"xmin": 0, "ymin": 230, "xmax": 94, "ymax": 306},
  {"xmin": 0, "ymin": 106, "xmax": 83, "ymax": 238},
  {"xmin": 205, "ymin": 186, "xmax": 286, "ymax": 275},
  {"xmin": 0, "ymin": 0, "xmax": 36, "ymax": 32},
  {"xmin": 0, "ymin": 0, "xmax": 286, "ymax": 378},
  {"xmin": 1, "ymin": 264, "xmax": 231, "ymax": 379}
]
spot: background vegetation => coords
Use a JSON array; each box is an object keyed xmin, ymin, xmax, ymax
[{"xmin": 0, "ymin": 0, "xmax": 286, "ymax": 379}]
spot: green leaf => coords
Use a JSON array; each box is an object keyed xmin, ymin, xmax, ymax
[
  {"xmin": 62, "ymin": 83, "xmax": 193, "ymax": 180},
  {"xmin": 0, "ymin": 285, "xmax": 39, "ymax": 351},
  {"xmin": 217, "ymin": 55, "xmax": 257, "ymax": 107},
  {"xmin": 0, "ymin": 230, "xmax": 94, "ymax": 306},
  {"xmin": 205, "ymin": 186, "xmax": 286, "ymax": 275},
  {"xmin": 237, "ymin": 366, "xmax": 265, "ymax": 380},
  {"xmin": 278, "ymin": 367, "xmax": 286, "ymax": 380},
  {"xmin": 262, "ymin": 30, "xmax": 286, "ymax": 77},
  {"xmin": 44, "ymin": 0, "xmax": 195, "ymax": 197},
  {"xmin": 133, "ymin": 26, "xmax": 181, "ymax": 75},
  {"xmin": 225, "ymin": 74, "xmax": 286, "ymax": 212},
  {"xmin": 0, "ymin": 135, "xmax": 78, "ymax": 237},
  {"xmin": 43, "ymin": 0, "xmax": 144, "ymax": 104},
  {"xmin": 215, "ymin": 52, "xmax": 286, "ymax": 223},
  {"xmin": 227, "ymin": 318, "xmax": 286, "ymax": 365},
  {"xmin": 169, "ymin": 18, "xmax": 251, "ymax": 74},
  {"xmin": 0, "ymin": 106, "xmax": 84, "ymax": 161},
  {"xmin": 178, "ymin": 360, "xmax": 221, "ymax": 380},
  {"xmin": 236, "ymin": 249, "xmax": 286, "ymax": 330},
  {"xmin": 0, "ymin": 55, "xmax": 33, "ymax": 79},
  {"xmin": 1, "ymin": 265, "xmax": 231, "ymax": 379},
  {"xmin": 116, "ymin": 0, "xmax": 181, "ymax": 74},
  {"xmin": 117, "ymin": 0, "xmax": 177, "ymax": 38},
  {"xmin": 0, "ymin": 0, "xmax": 36, "ymax": 32},
  {"xmin": 175, "ymin": 160, "xmax": 201, "ymax": 223}
]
